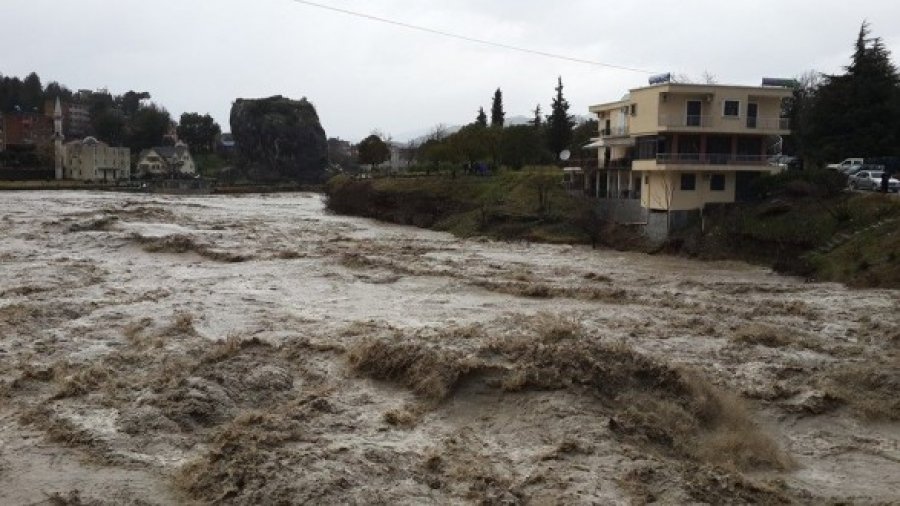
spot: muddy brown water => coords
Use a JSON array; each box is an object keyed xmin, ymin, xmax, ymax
[{"xmin": 0, "ymin": 191, "xmax": 898, "ymax": 504}]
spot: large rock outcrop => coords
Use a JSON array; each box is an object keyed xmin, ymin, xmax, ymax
[{"xmin": 230, "ymin": 96, "xmax": 328, "ymax": 182}]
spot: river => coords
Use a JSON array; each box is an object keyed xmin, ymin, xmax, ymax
[{"xmin": 1, "ymin": 191, "xmax": 897, "ymax": 504}]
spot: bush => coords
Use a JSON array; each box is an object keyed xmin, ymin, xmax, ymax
[{"xmin": 751, "ymin": 168, "xmax": 847, "ymax": 200}]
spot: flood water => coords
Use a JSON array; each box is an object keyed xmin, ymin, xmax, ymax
[{"xmin": 1, "ymin": 191, "xmax": 898, "ymax": 504}]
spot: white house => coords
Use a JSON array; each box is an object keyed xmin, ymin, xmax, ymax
[
  {"xmin": 63, "ymin": 137, "xmax": 131, "ymax": 181},
  {"xmin": 135, "ymin": 142, "xmax": 197, "ymax": 178}
]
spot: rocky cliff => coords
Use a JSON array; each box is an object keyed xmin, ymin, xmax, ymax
[{"xmin": 230, "ymin": 96, "xmax": 328, "ymax": 182}]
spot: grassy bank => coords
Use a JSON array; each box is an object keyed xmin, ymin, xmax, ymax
[
  {"xmin": 671, "ymin": 191, "xmax": 900, "ymax": 288},
  {"xmin": 326, "ymin": 169, "xmax": 613, "ymax": 244},
  {"xmin": 326, "ymin": 170, "xmax": 900, "ymax": 288}
]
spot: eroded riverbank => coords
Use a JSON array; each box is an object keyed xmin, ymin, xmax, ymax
[{"xmin": 1, "ymin": 191, "xmax": 898, "ymax": 504}]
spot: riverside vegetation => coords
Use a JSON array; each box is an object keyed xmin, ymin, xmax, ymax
[{"xmin": 326, "ymin": 168, "xmax": 900, "ymax": 288}]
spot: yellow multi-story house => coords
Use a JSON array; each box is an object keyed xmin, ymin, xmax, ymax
[{"xmin": 588, "ymin": 80, "xmax": 792, "ymax": 232}]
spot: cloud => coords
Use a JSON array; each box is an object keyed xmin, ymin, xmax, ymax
[{"xmin": 2, "ymin": 0, "xmax": 898, "ymax": 141}]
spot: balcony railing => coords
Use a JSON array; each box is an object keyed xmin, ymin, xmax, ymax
[
  {"xmin": 746, "ymin": 117, "xmax": 791, "ymax": 130},
  {"xmin": 659, "ymin": 114, "xmax": 713, "ymax": 128},
  {"xmin": 656, "ymin": 154, "xmax": 769, "ymax": 165},
  {"xmin": 601, "ymin": 125, "xmax": 629, "ymax": 137},
  {"xmin": 658, "ymin": 114, "xmax": 791, "ymax": 130},
  {"xmin": 605, "ymin": 158, "xmax": 633, "ymax": 169}
]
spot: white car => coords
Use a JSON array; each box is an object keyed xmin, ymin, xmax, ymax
[
  {"xmin": 828, "ymin": 158, "xmax": 865, "ymax": 172},
  {"xmin": 850, "ymin": 170, "xmax": 900, "ymax": 192}
]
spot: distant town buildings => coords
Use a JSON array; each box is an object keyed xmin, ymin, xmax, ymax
[
  {"xmin": 216, "ymin": 133, "xmax": 236, "ymax": 155},
  {"xmin": 63, "ymin": 137, "xmax": 130, "ymax": 181},
  {"xmin": 1, "ymin": 111, "xmax": 54, "ymax": 150}
]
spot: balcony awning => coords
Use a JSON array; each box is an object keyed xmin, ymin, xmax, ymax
[{"xmin": 584, "ymin": 136, "xmax": 636, "ymax": 150}]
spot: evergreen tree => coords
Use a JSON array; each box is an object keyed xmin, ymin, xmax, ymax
[
  {"xmin": 475, "ymin": 107, "xmax": 487, "ymax": 127},
  {"xmin": 804, "ymin": 22, "xmax": 900, "ymax": 162},
  {"xmin": 531, "ymin": 104, "xmax": 542, "ymax": 128},
  {"xmin": 546, "ymin": 77, "xmax": 575, "ymax": 157},
  {"xmin": 21, "ymin": 72, "xmax": 44, "ymax": 112},
  {"xmin": 490, "ymin": 88, "xmax": 505, "ymax": 128}
]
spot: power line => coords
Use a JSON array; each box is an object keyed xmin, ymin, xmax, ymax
[{"xmin": 288, "ymin": 0, "xmax": 656, "ymax": 74}]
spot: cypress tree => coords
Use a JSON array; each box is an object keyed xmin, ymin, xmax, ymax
[
  {"xmin": 476, "ymin": 107, "xmax": 487, "ymax": 127},
  {"xmin": 546, "ymin": 77, "xmax": 575, "ymax": 157},
  {"xmin": 491, "ymin": 88, "xmax": 505, "ymax": 128}
]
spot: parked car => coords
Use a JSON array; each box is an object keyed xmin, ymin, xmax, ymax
[
  {"xmin": 850, "ymin": 169, "xmax": 900, "ymax": 192},
  {"xmin": 864, "ymin": 156, "xmax": 900, "ymax": 175},
  {"xmin": 828, "ymin": 158, "xmax": 865, "ymax": 172},
  {"xmin": 768, "ymin": 155, "xmax": 802, "ymax": 170},
  {"xmin": 848, "ymin": 165, "xmax": 882, "ymax": 186}
]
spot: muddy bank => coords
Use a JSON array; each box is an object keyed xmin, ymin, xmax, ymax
[{"xmin": 0, "ymin": 191, "xmax": 898, "ymax": 504}]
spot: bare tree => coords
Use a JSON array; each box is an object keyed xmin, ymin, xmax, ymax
[{"xmin": 701, "ymin": 70, "xmax": 718, "ymax": 84}]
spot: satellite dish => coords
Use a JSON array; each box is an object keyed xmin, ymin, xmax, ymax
[{"xmin": 559, "ymin": 149, "xmax": 571, "ymax": 161}]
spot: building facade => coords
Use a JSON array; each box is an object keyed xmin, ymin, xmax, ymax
[
  {"xmin": 63, "ymin": 137, "xmax": 131, "ymax": 181},
  {"xmin": 588, "ymin": 82, "xmax": 792, "ymax": 219},
  {"xmin": 135, "ymin": 143, "xmax": 197, "ymax": 178}
]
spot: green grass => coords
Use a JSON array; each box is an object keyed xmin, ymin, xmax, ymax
[
  {"xmin": 809, "ymin": 214, "xmax": 900, "ymax": 288},
  {"xmin": 687, "ymin": 192, "xmax": 900, "ymax": 287}
]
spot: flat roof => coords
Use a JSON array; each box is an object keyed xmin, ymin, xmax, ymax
[{"xmin": 590, "ymin": 82, "xmax": 792, "ymax": 111}]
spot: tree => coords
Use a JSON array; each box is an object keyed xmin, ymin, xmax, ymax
[
  {"xmin": 128, "ymin": 103, "xmax": 172, "ymax": 152},
  {"xmin": 44, "ymin": 81, "xmax": 73, "ymax": 103},
  {"xmin": 546, "ymin": 76, "xmax": 575, "ymax": 158},
  {"xmin": 420, "ymin": 137, "xmax": 451, "ymax": 172},
  {"xmin": 803, "ymin": 22, "xmax": 900, "ymax": 163},
  {"xmin": 785, "ymin": 70, "xmax": 822, "ymax": 160},
  {"xmin": 525, "ymin": 169, "xmax": 562, "ymax": 215},
  {"xmin": 0, "ymin": 76, "xmax": 24, "ymax": 112},
  {"xmin": 449, "ymin": 124, "xmax": 492, "ymax": 165},
  {"xmin": 500, "ymin": 125, "xmax": 544, "ymax": 170},
  {"xmin": 570, "ymin": 119, "xmax": 599, "ymax": 153},
  {"xmin": 531, "ymin": 104, "xmax": 543, "ymax": 127},
  {"xmin": 93, "ymin": 109, "xmax": 127, "ymax": 146},
  {"xmin": 21, "ymin": 72, "xmax": 43, "ymax": 112},
  {"xmin": 177, "ymin": 113, "xmax": 221, "ymax": 154},
  {"xmin": 491, "ymin": 88, "xmax": 505, "ymax": 128},
  {"xmin": 119, "ymin": 91, "xmax": 151, "ymax": 117},
  {"xmin": 476, "ymin": 107, "xmax": 487, "ymax": 127},
  {"xmin": 357, "ymin": 134, "xmax": 390, "ymax": 172}
]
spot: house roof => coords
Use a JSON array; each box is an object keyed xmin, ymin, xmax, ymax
[{"xmin": 140, "ymin": 144, "xmax": 191, "ymax": 161}]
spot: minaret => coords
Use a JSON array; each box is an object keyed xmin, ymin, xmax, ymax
[{"xmin": 53, "ymin": 97, "xmax": 64, "ymax": 180}]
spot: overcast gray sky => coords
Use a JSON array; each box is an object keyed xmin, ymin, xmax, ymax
[{"xmin": 3, "ymin": 0, "xmax": 899, "ymax": 141}]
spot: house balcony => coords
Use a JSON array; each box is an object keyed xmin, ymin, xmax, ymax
[
  {"xmin": 657, "ymin": 114, "xmax": 790, "ymax": 133},
  {"xmin": 634, "ymin": 154, "xmax": 774, "ymax": 172},
  {"xmin": 601, "ymin": 125, "xmax": 630, "ymax": 138},
  {"xmin": 604, "ymin": 158, "xmax": 633, "ymax": 170}
]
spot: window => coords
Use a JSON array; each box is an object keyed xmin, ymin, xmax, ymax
[
  {"xmin": 681, "ymin": 173, "xmax": 696, "ymax": 191},
  {"xmin": 630, "ymin": 104, "xmax": 637, "ymax": 116},
  {"xmin": 710, "ymin": 174, "xmax": 726, "ymax": 191},
  {"xmin": 644, "ymin": 175, "xmax": 649, "ymax": 184},
  {"xmin": 723, "ymin": 100, "xmax": 740, "ymax": 117}
]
